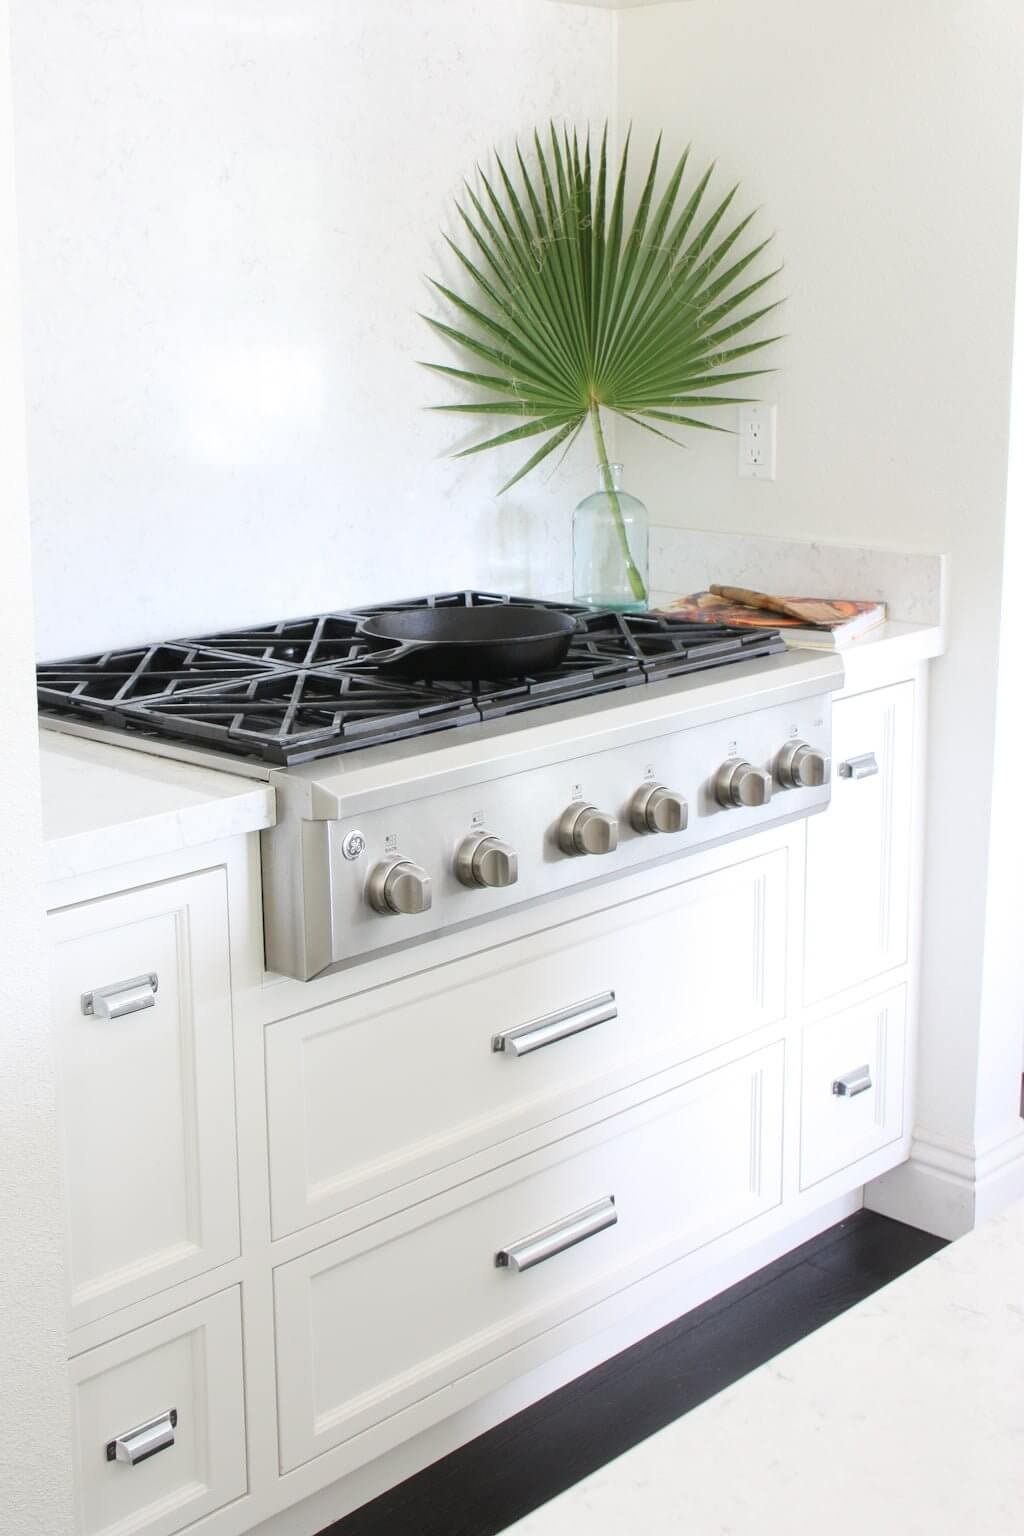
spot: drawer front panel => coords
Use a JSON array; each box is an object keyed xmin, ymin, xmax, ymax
[
  {"xmin": 266, "ymin": 849, "xmax": 787, "ymax": 1238},
  {"xmin": 49, "ymin": 871, "xmax": 240, "ymax": 1327},
  {"xmin": 803, "ymin": 683, "xmax": 913, "ymax": 1004},
  {"xmin": 274, "ymin": 1043, "xmax": 784, "ymax": 1471},
  {"xmin": 71, "ymin": 1288, "xmax": 246, "ymax": 1536},
  {"xmin": 800, "ymin": 985, "xmax": 906, "ymax": 1188}
]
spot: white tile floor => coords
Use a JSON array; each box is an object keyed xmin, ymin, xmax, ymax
[{"xmin": 506, "ymin": 1200, "xmax": 1024, "ymax": 1535}]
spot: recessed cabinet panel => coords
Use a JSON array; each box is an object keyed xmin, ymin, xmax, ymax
[
  {"xmin": 49, "ymin": 871, "xmax": 240, "ymax": 1327},
  {"xmin": 274, "ymin": 1044, "xmax": 784, "ymax": 1472},
  {"xmin": 803, "ymin": 683, "xmax": 913, "ymax": 1004},
  {"xmin": 266, "ymin": 850, "xmax": 787, "ymax": 1238},
  {"xmin": 800, "ymin": 986, "xmax": 906, "ymax": 1188},
  {"xmin": 71, "ymin": 1288, "xmax": 246, "ymax": 1536}
]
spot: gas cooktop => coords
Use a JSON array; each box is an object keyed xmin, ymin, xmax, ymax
[{"xmin": 37, "ymin": 591, "xmax": 786, "ymax": 767}]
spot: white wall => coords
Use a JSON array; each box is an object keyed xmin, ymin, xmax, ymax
[
  {"xmin": 617, "ymin": 0, "xmax": 1024, "ymax": 1225},
  {"xmin": 11, "ymin": 0, "xmax": 614, "ymax": 659},
  {"xmin": 973, "ymin": 128, "xmax": 1024, "ymax": 1201},
  {"xmin": 0, "ymin": 1, "xmax": 74, "ymax": 1526},
  {"xmin": 12, "ymin": 0, "xmax": 1024, "ymax": 1232}
]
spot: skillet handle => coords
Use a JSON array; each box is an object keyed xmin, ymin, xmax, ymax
[{"xmin": 346, "ymin": 637, "xmax": 428, "ymax": 668}]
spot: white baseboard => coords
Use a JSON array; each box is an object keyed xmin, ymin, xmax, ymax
[{"xmin": 866, "ymin": 1124, "xmax": 1024, "ymax": 1239}]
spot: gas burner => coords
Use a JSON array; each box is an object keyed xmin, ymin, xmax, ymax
[{"xmin": 37, "ymin": 591, "xmax": 785, "ymax": 765}]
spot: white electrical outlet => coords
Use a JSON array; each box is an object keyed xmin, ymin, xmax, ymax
[{"xmin": 738, "ymin": 403, "xmax": 777, "ymax": 480}]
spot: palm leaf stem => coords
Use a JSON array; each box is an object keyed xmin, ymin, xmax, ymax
[{"xmin": 589, "ymin": 404, "xmax": 647, "ymax": 604}]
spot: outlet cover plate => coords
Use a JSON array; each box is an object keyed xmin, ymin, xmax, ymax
[{"xmin": 738, "ymin": 403, "xmax": 777, "ymax": 480}]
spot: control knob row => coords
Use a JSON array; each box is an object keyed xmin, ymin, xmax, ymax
[{"xmin": 366, "ymin": 745, "xmax": 827, "ymax": 912}]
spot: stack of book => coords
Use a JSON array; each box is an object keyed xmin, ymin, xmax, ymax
[{"xmin": 659, "ymin": 584, "xmax": 887, "ymax": 651}]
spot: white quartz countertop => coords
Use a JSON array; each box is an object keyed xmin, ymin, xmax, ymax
[
  {"xmin": 39, "ymin": 731, "xmax": 276, "ymax": 885},
  {"xmin": 808, "ymin": 619, "xmax": 944, "ymax": 693},
  {"xmin": 506, "ymin": 1199, "xmax": 1024, "ymax": 1536}
]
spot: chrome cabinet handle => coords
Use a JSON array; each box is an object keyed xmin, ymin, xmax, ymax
[
  {"xmin": 832, "ymin": 1065, "xmax": 873, "ymax": 1098},
  {"xmin": 495, "ymin": 1196, "xmax": 617, "ymax": 1273},
  {"xmin": 106, "ymin": 1409, "xmax": 177, "ymax": 1466},
  {"xmin": 81, "ymin": 973, "xmax": 159, "ymax": 1020},
  {"xmin": 838, "ymin": 753, "xmax": 879, "ymax": 780},
  {"xmin": 492, "ymin": 992, "xmax": 616, "ymax": 1057}
]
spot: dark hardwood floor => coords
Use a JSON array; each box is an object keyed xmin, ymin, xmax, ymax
[{"xmin": 321, "ymin": 1211, "xmax": 946, "ymax": 1536}]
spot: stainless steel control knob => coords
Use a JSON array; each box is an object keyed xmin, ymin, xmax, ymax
[
  {"xmin": 558, "ymin": 803, "xmax": 619, "ymax": 856},
  {"xmin": 776, "ymin": 740, "xmax": 831, "ymax": 789},
  {"xmin": 455, "ymin": 834, "xmax": 519, "ymax": 889},
  {"xmin": 630, "ymin": 783, "xmax": 688, "ymax": 835},
  {"xmin": 714, "ymin": 758, "xmax": 773, "ymax": 810},
  {"xmin": 367, "ymin": 857, "xmax": 433, "ymax": 916}
]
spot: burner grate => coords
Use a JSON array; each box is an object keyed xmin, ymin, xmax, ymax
[
  {"xmin": 111, "ymin": 669, "xmax": 480, "ymax": 765},
  {"xmin": 36, "ymin": 643, "xmax": 287, "ymax": 716},
  {"xmin": 38, "ymin": 592, "xmax": 785, "ymax": 765},
  {"xmin": 190, "ymin": 615, "xmax": 368, "ymax": 669}
]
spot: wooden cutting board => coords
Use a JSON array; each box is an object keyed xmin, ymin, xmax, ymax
[{"xmin": 709, "ymin": 585, "xmax": 872, "ymax": 627}]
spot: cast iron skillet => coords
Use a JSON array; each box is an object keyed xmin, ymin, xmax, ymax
[{"xmin": 355, "ymin": 606, "xmax": 579, "ymax": 680}]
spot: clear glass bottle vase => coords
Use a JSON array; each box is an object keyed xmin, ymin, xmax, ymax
[{"xmin": 572, "ymin": 463, "xmax": 649, "ymax": 612}]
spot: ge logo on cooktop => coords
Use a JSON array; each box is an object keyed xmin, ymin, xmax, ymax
[{"xmin": 341, "ymin": 831, "xmax": 366, "ymax": 861}]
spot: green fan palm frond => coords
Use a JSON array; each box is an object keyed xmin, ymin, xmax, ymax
[{"xmin": 422, "ymin": 125, "xmax": 783, "ymax": 604}]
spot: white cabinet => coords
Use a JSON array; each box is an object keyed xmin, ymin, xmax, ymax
[
  {"xmin": 800, "ymin": 986, "xmax": 906, "ymax": 1188},
  {"xmin": 273, "ymin": 1043, "xmax": 783, "ymax": 1472},
  {"xmin": 803, "ymin": 683, "xmax": 914, "ymax": 1003},
  {"xmin": 49, "ymin": 871, "xmax": 240, "ymax": 1327},
  {"xmin": 265, "ymin": 849, "xmax": 787, "ymax": 1238},
  {"xmin": 46, "ymin": 645, "xmax": 928, "ymax": 1536},
  {"xmin": 70, "ymin": 1287, "xmax": 246, "ymax": 1536}
]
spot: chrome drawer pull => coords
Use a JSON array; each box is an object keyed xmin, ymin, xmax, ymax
[
  {"xmin": 492, "ymin": 992, "xmax": 616, "ymax": 1057},
  {"xmin": 495, "ymin": 1196, "xmax": 617, "ymax": 1273},
  {"xmin": 832, "ymin": 1065, "xmax": 872, "ymax": 1098},
  {"xmin": 81, "ymin": 973, "xmax": 159, "ymax": 1021},
  {"xmin": 106, "ymin": 1409, "xmax": 177, "ymax": 1466},
  {"xmin": 838, "ymin": 753, "xmax": 879, "ymax": 780}
]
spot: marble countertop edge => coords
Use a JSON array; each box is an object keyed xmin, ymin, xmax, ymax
[{"xmin": 39, "ymin": 732, "xmax": 276, "ymax": 887}]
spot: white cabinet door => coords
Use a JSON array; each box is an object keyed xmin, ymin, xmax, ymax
[
  {"xmin": 274, "ymin": 1043, "xmax": 784, "ymax": 1472},
  {"xmin": 71, "ymin": 1287, "xmax": 246, "ymax": 1536},
  {"xmin": 266, "ymin": 849, "xmax": 787, "ymax": 1238},
  {"xmin": 49, "ymin": 871, "xmax": 240, "ymax": 1328},
  {"xmin": 803, "ymin": 683, "xmax": 913, "ymax": 1004},
  {"xmin": 800, "ymin": 985, "xmax": 906, "ymax": 1188}
]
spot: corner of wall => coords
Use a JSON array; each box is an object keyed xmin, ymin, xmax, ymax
[
  {"xmin": 0, "ymin": 1, "xmax": 75, "ymax": 1526},
  {"xmin": 866, "ymin": 1126, "xmax": 1024, "ymax": 1241}
]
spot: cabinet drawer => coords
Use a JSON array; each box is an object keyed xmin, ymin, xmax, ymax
[
  {"xmin": 266, "ymin": 849, "xmax": 786, "ymax": 1238},
  {"xmin": 803, "ymin": 682, "xmax": 913, "ymax": 1004},
  {"xmin": 49, "ymin": 871, "xmax": 240, "ymax": 1327},
  {"xmin": 274, "ymin": 1043, "xmax": 783, "ymax": 1471},
  {"xmin": 71, "ymin": 1288, "xmax": 246, "ymax": 1536},
  {"xmin": 800, "ymin": 986, "xmax": 906, "ymax": 1188}
]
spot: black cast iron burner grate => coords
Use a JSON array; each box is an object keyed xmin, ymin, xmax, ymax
[{"xmin": 37, "ymin": 592, "xmax": 786, "ymax": 766}]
